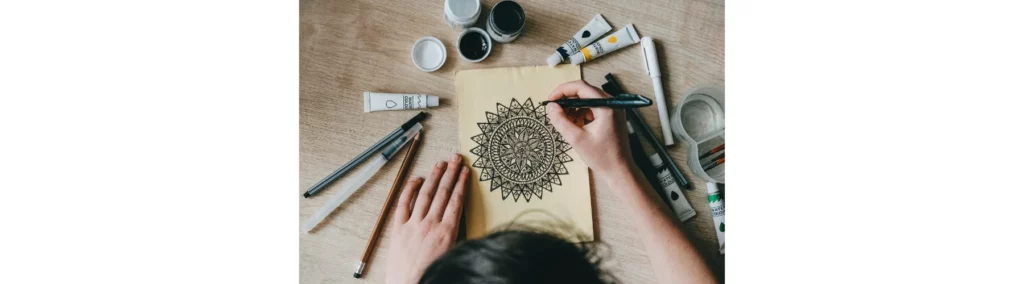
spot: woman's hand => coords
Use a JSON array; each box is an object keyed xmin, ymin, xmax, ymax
[
  {"xmin": 385, "ymin": 153, "xmax": 469, "ymax": 284},
  {"xmin": 545, "ymin": 80, "xmax": 634, "ymax": 175}
]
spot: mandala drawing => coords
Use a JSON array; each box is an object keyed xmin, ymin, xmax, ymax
[{"xmin": 469, "ymin": 98, "xmax": 574, "ymax": 202}]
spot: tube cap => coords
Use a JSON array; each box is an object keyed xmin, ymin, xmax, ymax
[
  {"xmin": 427, "ymin": 95, "xmax": 439, "ymax": 107},
  {"xmin": 546, "ymin": 53, "xmax": 562, "ymax": 67}
]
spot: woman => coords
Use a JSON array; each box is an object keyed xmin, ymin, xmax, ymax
[{"xmin": 384, "ymin": 81, "xmax": 717, "ymax": 284}]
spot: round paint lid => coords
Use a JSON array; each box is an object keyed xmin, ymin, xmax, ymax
[{"xmin": 411, "ymin": 36, "xmax": 446, "ymax": 72}]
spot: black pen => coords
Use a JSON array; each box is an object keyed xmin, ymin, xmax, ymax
[
  {"xmin": 540, "ymin": 94, "xmax": 652, "ymax": 108},
  {"xmin": 303, "ymin": 111, "xmax": 428, "ymax": 198}
]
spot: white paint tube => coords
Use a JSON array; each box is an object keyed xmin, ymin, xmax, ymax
[
  {"xmin": 545, "ymin": 14, "xmax": 612, "ymax": 66},
  {"xmin": 648, "ymin": 152, "xmax": 697, "ymax": 223},
  {"xmin": 707, "ymin": 181, "xmax": 725, "ymax": 254},
  {"xmin": 363, "ymin": 92, "xmax": 439, "ymax": 112},
  {"xmin": 568, "ymin": 24, "xmax": 640, "ymax": 65}
]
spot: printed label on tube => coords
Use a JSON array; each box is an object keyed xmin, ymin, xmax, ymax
[
  {"xmin": 546, "ymin": 14, "xmax": 612, "ymax": 66},
  {"xmin": 364, "ymin": 92, "xmax": 440, "ymax": 112},
  {"xmin": 569, "ymin": 24, "xmax": 640, "ymax": 65}
]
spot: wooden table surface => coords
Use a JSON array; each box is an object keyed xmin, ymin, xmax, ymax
[{"xmin": 300, "ymin": 0, "xmax": 724, "ymax": 282}]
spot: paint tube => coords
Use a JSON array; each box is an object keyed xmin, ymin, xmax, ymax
[
  {"xmin": 568, "ymin": 24, "xmax": 640, "ymax": 65},
  {"xmin": 363, "ymin": 92, "xmax": 439, "ymax": 112},
  {"xmin": 707, "ymin": 181, "xmax": 725, "ymax": 254},
  {"xmin": 545, "ymin": 14, "xmax": 612, "ymax": 66},
  {"xmin": 648, "ymin": 152, "xmax": 697, "ymax": 223}
]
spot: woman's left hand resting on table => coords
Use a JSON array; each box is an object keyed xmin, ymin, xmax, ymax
[{"xmin": 385, "ymin": 153, "xmax": 469, "ymax": 284}]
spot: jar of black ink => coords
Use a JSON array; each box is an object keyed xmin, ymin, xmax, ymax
[
  {"xmin": 486, "ymin": 0, "xmax": 525, "ymax": 43},
  {"xmin": 458, "ymin": 27, "xmax": 492, "ymax": 62}
]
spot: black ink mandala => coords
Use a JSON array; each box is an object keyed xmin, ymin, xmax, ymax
[{"xmin": 470, "ymin": 98, "xmax": 573, "ymax": 202}]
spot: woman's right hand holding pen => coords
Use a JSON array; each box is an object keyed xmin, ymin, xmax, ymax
[
  {"xmin": 546, "ymin": 80, "xmax": 717, "ymax": 284},
  {"xmin": 544, "ymin": 80, "xmax": 635, "ymax": 176}
]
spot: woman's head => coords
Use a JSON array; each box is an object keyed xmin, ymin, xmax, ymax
[{"xmin": 418, "ymin": 230, "xmax": 612, "ymax": 284}]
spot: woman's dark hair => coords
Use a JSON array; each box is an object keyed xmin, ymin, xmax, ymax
[{"xmin": 419, "ymin": 229, "xmax": 613, "ymax": 284}]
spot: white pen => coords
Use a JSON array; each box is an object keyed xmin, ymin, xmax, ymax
[{"xmin": 641, "ymin": 37, "xmax": 674, "ymax": 146}]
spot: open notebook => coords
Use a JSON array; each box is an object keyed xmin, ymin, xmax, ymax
[{"xmin": 455, "ymin": 65, "xmax": 593, "ymax": 241}]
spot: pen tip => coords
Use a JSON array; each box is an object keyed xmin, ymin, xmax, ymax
[
  {"xmin": 353, "ymin": 272, "xmax": 361, "ymax": 278},
  {"xmin": 302, "ymin": 192, "xmax": 311, "ymax": 198}
]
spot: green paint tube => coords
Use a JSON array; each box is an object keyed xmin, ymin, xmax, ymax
[{"xmin": 707, "ymin": 182, "xmax": 725, "ymax": 254}]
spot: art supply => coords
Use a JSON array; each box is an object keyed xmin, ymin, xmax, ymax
[
  {"xmin": 601, "ymin": 73, "xmax": 691, "ymax": 189},
  {"xmin": 670, "ymin": 84, "xmax": 725, "ymax": 183},
  {"xmin": 546, "ymin": 14, "xmax": 612, "ymax": 67},
  {"xmin": 701, "ymin": 153, "xmax": 724, "ymax": 171},
  {"xmin": 539, "ymin": 94, "xmax": 652, "ymax": 108},
  {"xmin": 443, "ymin": 0, "xmax": 481, "ymax": 30},
  {"xmin": 648, "ymin": 151, "xmax": 697, "ymax": 222},
  {"xmin": 627, "ymin": 121, "xmax": 670, "ymax": 206},
  {"xmin": 457, "ymin": 27, "xmax": 492, "ymax": 62},
  {"xmin": 363, "ymin": 92, "xmax": 439, "ymax": 112},
  {"xmin": 641, "ymin": 36, "xmax": 674, "ymax": 146},
  {"xmin": 698, "ymin": 144, "xmax": 725, "ymax": 160},
  {"xmin": 569, "ymin": 24, "xmax": 640, "ymax": 65},
  {"xmin": 707, "ymin": 182, "xmax": 725, "ymax": 254},
  {"xmin": 353, "ymin": 132, "xmax": 423, "ymax": 279},
  {"xmin": 303, "ymin": 123, "xmax": 423, "ymax": 233},
  {"xmin": 486, "ymin": 0, "xmax": 525, "ymax": 43},
  {"xmin": 411, "ymin": 36, "xmax": 446, "ymax": 72},
  {"xmin": 303, "ymin": 112, "xmax": 428, "ymax": 198}
]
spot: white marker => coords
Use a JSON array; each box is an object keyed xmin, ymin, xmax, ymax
[{"xmin": 640, "ymin": 37, "xmax": 674, "ymax": 146}]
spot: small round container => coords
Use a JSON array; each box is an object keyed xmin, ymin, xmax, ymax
[
  {"xmin": 486, "ymin": 0, "xmax": 525, "ymax": 43},
  {"xmin": 457, "ymin": 27, "xmax": 491, "ymax": 62},
  {"xmin": 670, "ymin": 85, "xmax": 725, "ymax": 183},
  {"xmin": 444, "ymin": 0, "xmax": 481, "ymax": 30},
  {"xmin": 410, "ymin": 36, "xmax": 446, "ymax": 72}
]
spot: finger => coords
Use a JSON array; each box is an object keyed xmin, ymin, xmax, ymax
[
  {"xmin": 443, "ymin": 165, "xmax": 471, "ymax": 226},
  {"xmin": 551, "ymin": 80, "xmax": 613, "ymax": 118},
  {"xmin": 551, "ymin": 80, "xmax": 611, "ymax": 99},
  {"xmin": 411, "ymin": 160, "xmax": 446, "ymax": 220},
  {"xmin": 427, "ymin": 153, "xmax": 463, "ymax": 222},
  {"xmin": 546, "ymin": 103, "xmax": 584, "ymax": 144},
  {"xmin": 393, "ymin": 177, "xmax": 423, "ymax": 225}
]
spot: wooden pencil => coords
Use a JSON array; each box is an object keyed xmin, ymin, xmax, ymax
[{"xmin": 353, "ymin": 132, "xmax": 423, "ymax": 278}]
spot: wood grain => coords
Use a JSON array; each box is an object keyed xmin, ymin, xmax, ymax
[{"xmin": 300, "ymin": 0, "xmax": 724, "ymax": 283}]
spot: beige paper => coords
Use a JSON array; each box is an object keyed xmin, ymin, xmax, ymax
[{"xmin": 456, "ymin": 65, "xmax": 593, "ymax": 241}]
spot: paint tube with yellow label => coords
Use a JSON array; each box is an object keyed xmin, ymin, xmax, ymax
[{"xmin": 569, "ymin": 24, "xmax": 639, "ymax": 65}]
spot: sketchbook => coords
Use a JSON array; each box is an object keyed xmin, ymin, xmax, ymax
[{"xmin": 455, "ymin": 65, "xmax": 593, "ymax": 241}]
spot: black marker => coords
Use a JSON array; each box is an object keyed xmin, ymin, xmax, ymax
[
  {"xmin": 602, "ymin": 74, "xmax": 692, "ymax": 189},
  {"xmin": 303, "ymin": 112, "xmax": 428, "ymax": 198},
  {"xmin": 540, "ymin": 94, "xmax": 652, "ymax": 109}
]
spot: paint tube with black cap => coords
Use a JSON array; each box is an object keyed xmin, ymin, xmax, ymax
[{"xmin": 546, "ymin": 14, "xmax": 612, "ymax": 66}]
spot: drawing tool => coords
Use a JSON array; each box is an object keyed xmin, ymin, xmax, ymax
[
  {"xmin": 641, "ymin": 36, "xmax": 674, "ymax": 145},
  {"xmin": 707, "ymin": 181, "xmax": 725, "ymax": 254},
  {"xmin": 626, "ymin": 122, "xmax": 669, "ymax": 205},
  {"xmin": 540, "ymin": 94, "xmax": 652, "ymax": 108},
  {"xmin": 698, "ymin": 144, "xmax": 725, "ymax": 160},
  {"xmin": 303, "ymin": 112, "xmax": 428, "ymax": 198},
  {"xmin": 302, "ymin": 123, "xmax": 423, "ymax": 233},
  {"xmin": 701, "ymin": 154, "xmax": 724, "ymax": 172},
  {"xmin": 353, "ymin": 132, "xmax": 423, "ymax": 279},
  {"xmin": 602, "ymin": 73, "xmax": 691, "ymax": 189}
]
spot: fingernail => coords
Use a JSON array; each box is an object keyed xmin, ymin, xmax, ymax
[
  {"xmin": 436, "ymin": 161, "xmax": 447, "ymax": 168},
  {"xmin": 450, "ymin": 153, "xmax": 462, "ymax": 163}
]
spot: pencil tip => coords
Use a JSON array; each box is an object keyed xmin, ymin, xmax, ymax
[{"xmin": 353, "ymin": 272, "xmax": 361, "ymax": 278}]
